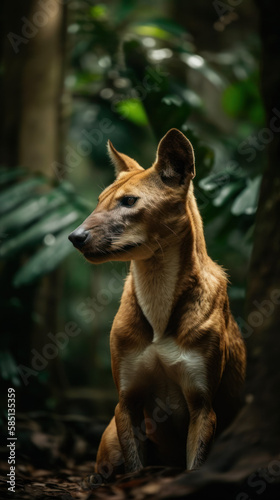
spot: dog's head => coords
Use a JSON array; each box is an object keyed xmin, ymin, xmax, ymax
[{"xmin": 68, "ymin": 128, "xmax": 195, "ymax": 264}]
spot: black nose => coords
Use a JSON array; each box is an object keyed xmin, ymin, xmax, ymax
[{"xmin": 68, "ymin": 227, "xmax": 89, "ymax": 248}]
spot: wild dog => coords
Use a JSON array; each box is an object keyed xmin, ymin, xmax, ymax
[{"xmin": 68, "ymin": 129, "xmax": 246, "ymax": 482}]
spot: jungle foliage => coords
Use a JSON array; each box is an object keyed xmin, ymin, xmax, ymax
[{"xmin": 0, "ymin": 0, "xmax": 264, "ymax": 407}]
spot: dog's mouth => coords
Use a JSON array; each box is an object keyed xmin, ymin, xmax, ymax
[{"xmin": 83, "ymin": 242, "xmax": 142, "ymax": 260}]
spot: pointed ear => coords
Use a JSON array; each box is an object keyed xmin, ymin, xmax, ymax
[
  {"xmin": 154, "ymin": 129, "xmax": 195, "ymax": 187},
  {"xmin": 107, "ymin": 140, "xmax": 143, "ymax": 177}
]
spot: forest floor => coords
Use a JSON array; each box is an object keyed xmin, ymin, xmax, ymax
[
  {"xmin": 0, "ymin": 411, "xmax": 184, "ymax": 500},
  {"xmin": 1, "ymin": 411, "xmax": 280, "ymax": 500}
]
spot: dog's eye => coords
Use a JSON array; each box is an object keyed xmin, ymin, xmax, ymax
[{"xmin": 120, "ymin": 196, "xmax": 138, "ymax": 207}]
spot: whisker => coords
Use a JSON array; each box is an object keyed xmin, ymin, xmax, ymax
[
  {"xmin": 160, "ymin": 222, "xmax": 179, "ymax": 237},
  {"xmin": 154, "ymin": 237, "xmax": 164, "ymax": 259},
  {"xmin": 97, "ymin": 186, "xmax": 107, "ymax": 195},
  {"xmin": 141, "ymin": 242, "xmax": 154, "ymax": 254}
]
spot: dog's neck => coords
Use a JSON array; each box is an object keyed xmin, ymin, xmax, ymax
[
  {"xmin": 131, "ymin": 189, "xmax": 208, "ymax": 342},
  {"xmin": 131, "ymin": 244, "xmax": 181, "ymax": 342}
]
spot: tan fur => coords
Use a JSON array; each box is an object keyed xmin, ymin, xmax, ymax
[
  {"xmin": 132, "ymin": 245, "xmax": 181, "ymax": 342},
  {"xmin": 69, "ymin": 129, "xmax": 246, "ymax": 481}
]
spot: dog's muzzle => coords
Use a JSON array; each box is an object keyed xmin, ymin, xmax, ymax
[{"xmin": 68, "ymin": 227, "xmax": 89, "ymax": 249}]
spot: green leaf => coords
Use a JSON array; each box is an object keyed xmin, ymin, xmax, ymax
[
  {"xmin": 146, "ymin": 102, "xmax": 191, "ymax": 140},
  {"xmin": 0, "ymin": 205, "xmax": 80, "ymax": 259},
  {"xmin": 213, "ymin": 181, "xmax": 244, "ymax": 207},
  {"xmin": 231, "ymin": 176, "xmax": 262, "ymax": 216},
  {"xmin": 114, "ymin": 0, "xmax": 136, "ymax": 23},
  {"xmin": 199, "ymin": 167, "xmax": 246, "ymax": 192},
  {"xmin": 133, "ymin": 18, "xmax": 187, "ymax": 38},
  {"xmin": 90, "ymin": 4, "xmax": 108, "ymax": 20},
  {"xmin": 0, "ymin": 350, "xmax": 21, "ymax": 386},
  {"xmin": 199, "ymin": 171, "xmax": 232, "ymax": 192},
  {"xmin": 0, "ymin": 167, "xmax": 26, "ymax": 185},
  {"xmin": 248, "ymin": 102, "xmax": 266, "ymax": 126},
  {"xmin": 162, "ymin": 95, "xmax": 184, "ymax": 107},
  {"xmin": 0, "ymin": 188, "xmax": 68, "ymax": 235},
  {"xmin": 59, "ymin": 180, "xmax": 76, "ymax": 196},
  {"xmin": 222, "ymin": 78, "xmax": 265, "ymax": 124},
  {"xmin": 13, "ymin": 228, "xmax": 75, "ymax": 287},
  {"xmin": 0, "ymin": 177, "xmax": 46, "ymax": 215},
  {"xmin": 176, "ymin": 88, "xmax": 202, "ymax": 109},
  {"xmin": 180, "ymin": 52, "xmax": 225, "ymax": 89},
  {"xmin": 132, "ymin": 25, "xmax": 172, "ymax": 40},
  {"xmin": 74, "ymin": 195, "xmax": 95, "ymax": 213},
  {"xmin": 222, "ymin": 84, "xmax": 246, "ymax": 117},
  {"xmin": 115, "ymin": 99, "xmax": 149, "ymax": 126}
]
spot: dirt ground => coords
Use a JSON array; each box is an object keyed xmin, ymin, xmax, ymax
[{"xmin": 1, "ymin": 411, "xmax": 280, "ymax": 500}]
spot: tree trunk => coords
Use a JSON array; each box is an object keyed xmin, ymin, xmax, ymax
[
  {"xmin": 19, "ymin": 1, "xmax": 66, "ymax": 175},
  {"xmin": 0, "ymin": 0, "xmax": 68, "ymax": 402},
  {"xmin": 0, "ymin": 0, "xmax": 66, "ymax": 171}
]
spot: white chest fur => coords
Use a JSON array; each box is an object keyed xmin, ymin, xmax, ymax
[
  {"xmin": 120, "ymin": 337, "xmax": 207, "ymax": 396},
  {"xmin": 132, "ymin": 247, "xmax": 180, "ymax": 342}
]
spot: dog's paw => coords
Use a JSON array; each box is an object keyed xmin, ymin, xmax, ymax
[{"xmin": 80, "ymin": 473, "xmax": 105, "ymax": 489}]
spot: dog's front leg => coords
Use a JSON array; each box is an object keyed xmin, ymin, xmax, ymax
[
  {"xmin": 186, "ymin": 397, "xmax": 217, "ymax": 470},
  {"xmin": 115, "ymin": 396, "xmax": 144, "ymax": 473}
]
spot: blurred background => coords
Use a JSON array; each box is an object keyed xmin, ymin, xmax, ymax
[{"xmin": 0, "ymin": 0, "xmax": 264, "ymax": 425}]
